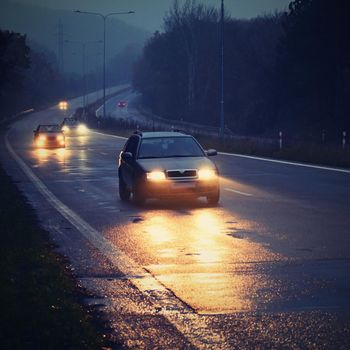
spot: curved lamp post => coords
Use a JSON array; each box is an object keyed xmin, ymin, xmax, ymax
[{"xmin": 74, "ymin": 10, "xmax": 135, "ymax": 120}]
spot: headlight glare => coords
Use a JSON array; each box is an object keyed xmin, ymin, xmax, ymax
[
  {"xmin": 147, "ymin": 171, "xmax": 166, "ymax": 181},
  {"xmin": 77, "ymin": 124, "xmax": 88, "ymax": 134},
  {"xmin": 198, "ymin": 168, "xmax": 216, "ymax": 180}
]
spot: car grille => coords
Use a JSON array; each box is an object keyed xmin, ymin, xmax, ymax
[
  {"xmin": 166, "ymin": 169, "xmax": 197, "ymax": 179},
  {"xmin": 47, "ymin": 136, "xmax": 57, "ymax": 141}
]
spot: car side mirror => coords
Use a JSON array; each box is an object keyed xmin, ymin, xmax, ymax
[
  {"xmin": 121, "ymin": 152, "xmax": 133, "ymax": 162},
  {"xmin": 206, "ymin": 149, "xmax": 217, "ymax": 156}
]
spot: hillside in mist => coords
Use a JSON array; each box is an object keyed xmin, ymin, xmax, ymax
[{"xmin": 0, "ymin": 0, "xmax": 150, "ymax": 73}]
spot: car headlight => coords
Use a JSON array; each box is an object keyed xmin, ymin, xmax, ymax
[
  {"xmin": 62, "ymin": 125, "xmax": 70, "ymax": 132},
  {"xmin": 198, "ymin": 168, "xmax": 217, "ymax": 180},
  {"xmin": 147, "ymin": 171, "xmax": 166, "ymax": 181},
  {"xmin": 57, "ymin": 135, "xmax": 64, "ymax": 141},
  {"xmin": 77, "ymin": 124, "xmax": 87, "ymax": 133},
  {"xmin": 59, "ymin": 101, "xmax": 68, "ymax": 110},
  {"xmin": 36, "ymin": 135, "xmax": 46, "ymax": 147}
]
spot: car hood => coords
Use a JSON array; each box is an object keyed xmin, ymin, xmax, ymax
[
  {"xmin": 137, "ymin": 157, "xmax": 215, "ymax": 172},
  {"xmin": 39, "ymin": 132, "xmax": 63, "ymax": 136}
]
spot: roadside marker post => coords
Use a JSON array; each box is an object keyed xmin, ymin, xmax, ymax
[
  {"xmin": 279, "ymin": 131, "xmax": 283, "ymax": 150},
  {"xmin": 342, "ymin": 131, "xmax": 346, "ymax": 150}
]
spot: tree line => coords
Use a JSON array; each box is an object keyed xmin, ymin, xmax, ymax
[
  {"xmin": 0, "ymin": 29, "xmax": 103, "ymax": 123},
  {"xmin": 133, "ymin": 0, "xmax": 350, "ymax": 141}
]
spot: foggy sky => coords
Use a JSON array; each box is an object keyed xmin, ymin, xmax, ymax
[{"xmin": 9, "ymin": 0, "xmax": 291, "ymax": 32}]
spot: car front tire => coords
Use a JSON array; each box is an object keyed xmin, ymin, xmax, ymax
[
  {"xmin": 206, "ymin": 188, "xmax": 220, "ymax": 206},
  {"xmin": 119, "ymin": 176, "xmax": 131, "ymax": 201}
]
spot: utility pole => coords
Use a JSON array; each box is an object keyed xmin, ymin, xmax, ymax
[
  {"xmin": 65, "ymin": 40, "xmax": 102, "ymax": 114},
  {"xmin": 57, "ymin": 19, "xmax": 64, "ymax": 74},
  {"xmin": 219, "ymin": 0, "xmax": 225, "ymax": 140}
]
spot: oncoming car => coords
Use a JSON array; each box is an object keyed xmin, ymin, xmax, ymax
[
  {"xmin": 61, "ymin": 117, "xmax": 88, "ymax": 135},
  {"xmin": 118, "ymin": 131, "xmax": 220, "ymax": 205},
  {"xmin": 117, "ymin": 100, "xmax": 127, "ymax": 108},
  {"xmin": 33, "ymin": 124, "xmax": 65, "ymax": 148}
]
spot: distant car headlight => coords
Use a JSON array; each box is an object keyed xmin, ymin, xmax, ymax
[
  {"xmin": 198, "ymin": 168, "xmax": 217, "ymax": 181},
  {"xmin": 36, "ymin": 135, "xmax": 46, "ymax": 147},
  {"xmin": 77, "ymin": 124, "xmax": 88, "ymax": 134},
  {"xmin": 56, "ymin": 135, "xmax": 64, "ymax": 141},
  {"xmin": 59, "ymin": 101, "xmax": 68, "ymax": 110},
  {"xmin": 146, "ymin": 171, "xmax": 166, "ymax": 181},
  {"xmin": 62, "ymin": 125, "xmax": 70, "ymax": 132}
]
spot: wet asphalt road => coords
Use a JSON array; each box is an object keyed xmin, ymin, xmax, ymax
[{"xmin": 1, "ymin": 91, "xmax": 350, "ymax": 349}]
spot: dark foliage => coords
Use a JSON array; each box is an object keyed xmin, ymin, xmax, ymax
[
  {"xmin": 0, "ymin": 29, "xmax": 104, "ymax": 122},
  {"xmin": 0, "ymin": 30, "xmax": 30, "ymax": 118},
  {"xmin": 276, "ymin": 0, "xmax": 350, "ymax": 141},
  {"xmin": 133, "ymin": 0, "xmax": 350, "ymax": 140}
]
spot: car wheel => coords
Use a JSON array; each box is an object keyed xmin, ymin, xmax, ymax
[
  {"xmin": 207, "ymin": 188, "xmax": 220, "ymax": 206},
  {"xmin": 119, "ymin": 176, "xmax": 131, "ymax": 201}
]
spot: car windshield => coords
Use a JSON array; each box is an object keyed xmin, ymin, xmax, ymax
[
  {"xmin": 63, "ymin": 119, "xmax": 78, "ymax": 126},
  {"xmin": 138, "ymin": 137, "xmax": 204, "ymax": 159},
  {"xmin": 38, "ymin": 125, "xmax": 61, "ymax": 132}
]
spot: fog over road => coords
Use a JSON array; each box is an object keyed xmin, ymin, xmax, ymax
[{"xmin": 1, "ymin": 92, "xmax": 350, "ymax": 348}]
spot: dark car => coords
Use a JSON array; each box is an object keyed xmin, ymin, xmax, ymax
[
  {"xmin": 33, "ymin": 124, "xmax": 65, "ymax": 148},
  {"xmin": 118, "ymin": 131, "xmax": 220, "ymax": 205},
  {"xmin": 117, "ymin": 100, "xmax": 127, "ymax": 108},
  {"xmin": 61, "ymin": 117, "xmax": 88, "ymax": 135}
]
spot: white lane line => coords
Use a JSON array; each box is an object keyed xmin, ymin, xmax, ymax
[
  {"xmin": 219, "ymin": 152, "xmax": 350, "ymax": 174},
  {"xmin": 90, "ymin": 129, "xmax": 350, "ymax": 174},
  {"xmin": 224, "ymin": 187, "xmax": 253, "ymax": 197},
  {"xmin": 100, "ymin": 152, "xmax": 108, "ymax": 156},
  {"xmin": 5, "ymin": 133, "xmax": 229, "ymax": 349}
]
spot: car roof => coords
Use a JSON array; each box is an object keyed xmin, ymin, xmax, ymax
[
  {"xmin": 37, "ymin": 124, "xmax": 62, "ymax": 131},
  {"xmin": 139, "ymin": 131, "xmax": 190, "ymax": 139}
]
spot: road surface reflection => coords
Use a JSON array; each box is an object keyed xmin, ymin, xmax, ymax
[
  {"xmin": 34, "ymin": 147, "xmax": 71, "ymax": 165},
  {"xmin": 107, "ymin": 204, "xmax": 284, "ymax": 314}
]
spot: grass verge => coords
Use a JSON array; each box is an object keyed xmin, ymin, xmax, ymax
[{"xmin": 0, "ymin": 164, "xmax": 107, "ymax": 350}]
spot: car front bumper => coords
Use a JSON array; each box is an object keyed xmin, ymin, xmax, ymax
[{"xmin": 141, "ymin": 179, "xmax": 219, "ymax": 198}]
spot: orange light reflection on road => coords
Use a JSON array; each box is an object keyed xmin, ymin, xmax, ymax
[
  {"xmin": 110, "ymin": 204, "xmax": 285, "ymax": 314},
  {"xmin": 192, "ymin": 211, "xmax": 222, "ymax": 264},
  {"xmin": 36, "ymin": 148, "xmax": 48, "ymax": 163},
  {"xmin": 76, "ymin": 134, "xmax": 90, "ymax": 146},
  {"xmin": 34, "ymin": 147, "xmax": 71, "ymax": 166},
  {"xmin": 144, "ymin": 215, "xmax": 173, "ymax": 244},
  {"xmin": 55, "ymin": 148, "xmax": 70, "ymax": 165}
]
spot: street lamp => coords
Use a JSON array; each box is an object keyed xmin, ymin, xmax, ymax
[
  {"xmin": 74, "ymin": 10, "xmax": 135, "ymax": 120},
  {"xmin": 65, "ymin": 39, "xmax": 102, "ymax": 114},
  {"xmin": 219, "ymin": 0, "xmax": 225, "ymax": 140}
]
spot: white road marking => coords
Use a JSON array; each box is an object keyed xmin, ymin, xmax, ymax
[
  {"xmin": 100, "ymin": 152, "xmax": 108, "ymax": 156},
  {"xmin": 224, "ymin": 187, "xmax": 253, "ymax": 197},
  {"xmin": 5, "ymin": 132, "xmax": 229, "ymax": 349},
  {"xmin": 219, "ymin": 152, "xmax": 350, "ymax": 174}
]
